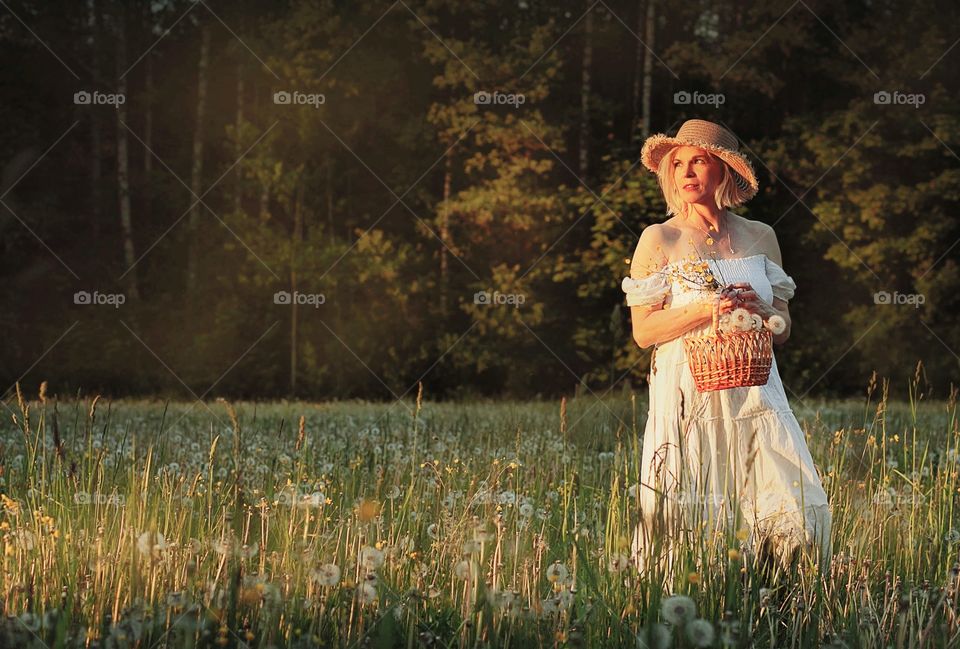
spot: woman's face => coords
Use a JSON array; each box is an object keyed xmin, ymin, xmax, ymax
[{"xmin": 672, "ymin": 145, "xmax": 722, "ymax": 205}]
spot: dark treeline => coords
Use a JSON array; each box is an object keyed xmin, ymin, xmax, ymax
[{"xmin": 0, "ymin": 0, "xmax": 957, "ymax": 401}]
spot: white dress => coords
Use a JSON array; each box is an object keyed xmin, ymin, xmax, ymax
[{"xmin": 621, "ymin": 253, "xmax": 831, "ymax": 575}]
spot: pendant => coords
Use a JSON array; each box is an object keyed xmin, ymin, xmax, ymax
[{"xmin": 705, "ymin": 237, "xmax": 714, "ymax": 245}]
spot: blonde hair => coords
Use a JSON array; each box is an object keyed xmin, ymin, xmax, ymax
[{"xmin": 655, "ymin": 146, "xmax": 743, "ymax": 219}]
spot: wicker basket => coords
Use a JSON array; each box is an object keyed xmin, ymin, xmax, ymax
[{"xmin": 683, "ymin": 300, "xmax": 773, "ymax": 392}]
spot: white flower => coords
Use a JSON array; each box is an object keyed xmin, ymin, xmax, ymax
[
  {"xmin": 686, "ymin": 618, "xmax": 716, "ymax": 647},
  {"xmin": 545, "ymin": 561, "xmax": 568, "ymax": 583},
  {"xmin": 556, "ymin": 589, "xmax": 574, "ymax": 610},
  {"xmin": 731, "ymin": 308, "xmax": 752, "ymax": 332},
  {"xmin": 454, "ymin": 559, "xmax": 474, "ymax": 580},
  {"xmin": 759, "ymin": 587, "xmax": 775, "ymax": 606},
  {"xmin": 427, "ymin": 523, "xmax": 440, "ymax": 539},
  {"xmin": 661, "ymin": 594, "xmax": 697, "ymax": 625},
  {"xmin": 237, "ymin": 542, "xmax": 259, "ymax": 559},
  {"xmin": 18, "ymin": 612, "xmax": 40, "ymax": 632},
  {"xmin": 211, "ymin": 537, "xmax": 233, "ymax": 556},
  {"xmin": 765, "ymin": 314, "xmax": 786, "ymax": 335},
  {"xmin": 518, "ymin": 502, "xmax": 535, "ymax": 518},
  {"xmin": 10, "ymin": 529, "xmax": 35, "ymax": 551},
  {"xmin": 488, "ymin": 588, "xmax": 517, "ymax": 610},
  {"xmin": 473, "ymin": 524, "xmax": 495, "ymax": 543},
  {"xmin": 608, "ymin": 553, "xmax": 630, "ymax": 573},
  {"xmin": 636, "ymin": 623, "xmax": 672, "ymax": 649},
  {"xmin": 356, "ymin": 582, "xmax": 377, "ymax": 604},
  {"xmin": 311, "ymin": 563, "xmax": 341, "ymax": 587},
  {"xmin": 750, "ymin": 313, "xmax": 763, "ymax": 330},
  {"xmin": 360, "ymin": 546, "xmax": 385, "ymax": 570},
  {"xmin": 166, "ymin": 591, "xmax": 188, "ymax": 608},
  {"xmin": 136, "ymin": 531, "xmax": 169, "ymax": 559},
  {"xmin": 718, "ymin": 313, "xmax": 735, "ymax": 334},
  {"xmin": 463, "ymin": 539, "xmax": 482, "ymax": 554}
]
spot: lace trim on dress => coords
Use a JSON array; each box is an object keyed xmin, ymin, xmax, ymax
[{"xmin": 621, "ymin": 273, "xmax": 670, "ymax": 307}]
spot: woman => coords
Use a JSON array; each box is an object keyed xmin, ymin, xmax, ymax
[{"xmin": 621, "ymin": 119, "xmax": 831, "ymax": 579}]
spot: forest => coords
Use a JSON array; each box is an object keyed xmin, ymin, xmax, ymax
[{"xmin": 0, "ymin": 0, "xmax": 957, "ymax": 400}]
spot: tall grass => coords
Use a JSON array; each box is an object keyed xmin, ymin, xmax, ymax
[{"xmin": 0, "ymin": 370, "xmax": 957, "ymax": 648}]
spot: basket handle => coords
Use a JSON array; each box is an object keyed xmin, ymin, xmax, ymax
[{"xmin": 711, "ymin": 296, "xmax": 720, "ymax": 335}]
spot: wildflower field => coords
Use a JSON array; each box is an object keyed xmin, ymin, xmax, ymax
[{"xmin": 0, "ymin": 376, "xmax": 958, "ymax": 649}]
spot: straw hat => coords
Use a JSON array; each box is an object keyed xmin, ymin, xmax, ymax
[{"xmin": 640, "ymin": 119, "xmax": 759, "ymax": 204}]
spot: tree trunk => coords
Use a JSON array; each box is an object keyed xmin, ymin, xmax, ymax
[
  {"xmin": 326, "ymin": 160, "xmax": 334, "ymax": 238},
  {"xmin": 259, "ymin": 185, "xmax": 270, "ymax": 221},
  {"xmin": 88, "ymin": 0, "xmax": 102, "ymax": 241},
  {"xmin": 631, "ymin": 0, "xmax": 643, "ymax": 142},
  {"xmin": 115, "ymin": 7, "xmax": 138, "ymax": 299},
  {"xmin": 641, "ymin": 0, "xmax": 656, "ymax": 140},
  {"xmin": 290, "ymin": 182, "xmax": 304, "ymax": 394},
  {"xmin": 439, "ymin": 155, "xmax": 452, "ymax": 318},
  {"xmin": 578, "ymin": 3, "xmax": 593, "ymax": 178},
  {"xmin": 234, "ymin": 60, "xmax": 244, "ymax": 215},
  {"xmin": 143, "ymin": 50, "xmax": 153, "ymax": 224},
  {"xmin": 186, "ymin": 24, "xmax": 211, "ymax": 292}
]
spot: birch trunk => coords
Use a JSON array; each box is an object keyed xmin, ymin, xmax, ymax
[
  {"xmin": 115, "ymin": 7, "xmax": 138, "ymax": 299},
  {"xmin": 186, "ymin": 25, "xmax": 211, "ymax": 292}
]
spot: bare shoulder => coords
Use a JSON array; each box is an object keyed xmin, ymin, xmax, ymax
[
  {"xmin": 647, "ymin": 217, "xmax": 685, "ymax": 250},
  {"xmin": 730, "ymin": 213, "xmax": 782, "ymax": 264},
  {"xmin": 630, "ymin": 223, "xmax": 670, "ymax": 277}
]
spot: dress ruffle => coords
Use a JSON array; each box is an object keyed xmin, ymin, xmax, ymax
[
  {"xmin": 764, "ymin": 256, "xmax": 797, "ymax": 302},
  {"xmin": 621, "ymin": 273, "xmax": 670, "ymax": 307}
]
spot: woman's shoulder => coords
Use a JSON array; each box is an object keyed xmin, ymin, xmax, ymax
[
  {"xmin": 730, "ymin": 212, "xmax": 778, "ymax": 248},
  {"xmin": 729, "ymin": 211, "xmax": 772, "ymax": 235}
]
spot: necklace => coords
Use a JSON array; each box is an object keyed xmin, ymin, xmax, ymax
[{"xmin": 688, "ymin": 211, "xmax": 735, "ymax": 254}]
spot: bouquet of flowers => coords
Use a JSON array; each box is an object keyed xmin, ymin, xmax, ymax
[
  {"xmin": 656, "ymin": 253, "xmax": 787, "ymax": 335},
  {"xmin": 719, "ymin": 308, "xmax": 787, "ymax": 336}
]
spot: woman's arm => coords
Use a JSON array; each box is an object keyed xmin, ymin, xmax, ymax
[
  {"xmin": 627, "ymin": 225, "xmax": 735, "ymax": 349},
  {"xmin": 632, "ymin": 301, "xmax": 714, "ymax": 349},
  {"xmin": 727, "ymin": 224, "xmax": 792, "ymax": 345},
  {"xmin": 764, "ymin": 228, "xmax": 792, "ymax": 345}
]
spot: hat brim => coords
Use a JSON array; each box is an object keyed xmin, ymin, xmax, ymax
[{"xmin": 641, "ymin": 133, "xmax": 759, "ymax": 205}]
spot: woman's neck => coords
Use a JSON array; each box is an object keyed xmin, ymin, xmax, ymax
[{"xmin": 686, "ymin": 205, "xmax": 726, "ymax": 232}]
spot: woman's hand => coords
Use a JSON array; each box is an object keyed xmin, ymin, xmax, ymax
[
  {"xmin": 723, "ymin": 282, "xmax": 777, "ymax": 319},
  {"xmin": 712, "ymin": 286, "xmax": 741, "ymax": 315}
]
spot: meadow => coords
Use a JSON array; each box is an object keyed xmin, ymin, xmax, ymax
[{"xmin": 0, "ymin": 373, "xmax": 958, "ymax": 648}]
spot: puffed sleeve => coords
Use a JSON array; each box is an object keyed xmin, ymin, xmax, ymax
[
  {"xmin": 621, "ymin": 272, "xmax": 670, "ymax": 307},
  {"xmin": 764, "ymin": 256, "xmax": 797, "ymax": 302}
]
